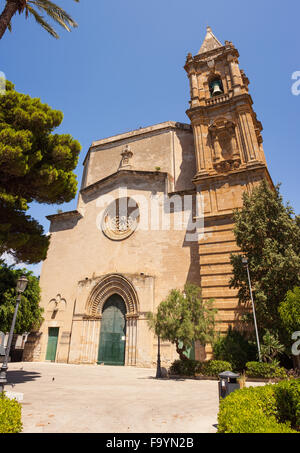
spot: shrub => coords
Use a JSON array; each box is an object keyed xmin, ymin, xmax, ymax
[
  {"xmin": 200, "ymin": 360, "xmax": 232, "ymax": 377},
  {"xmin": 169, "ymin": 359, "xmax": 232, "ymax": 377},
  {"xmin": 218, "ymin": 381, "xmax": 299, "ymax": 433},
  {"xmin": 0, "ymin": 392, "xmax": 22, "ymax": 433},
  {"xmin": 169, "ymin": 360, "xmax": 201, "ymax": 376},
  {"xmin": 246, "ymin": 361, "xmax": 287, "ymax": 380},
  {"xmin": 275, "ymin": 379, "xmax": 300, "ymax": 430},
  {"xmin": 213, "ymin": 327, "xmax": 257, "ymax": 371}
]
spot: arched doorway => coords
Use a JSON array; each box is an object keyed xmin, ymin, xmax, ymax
[
  {"xmin": 86, "ymin": 274, "xmax": 139, "ymax": 366},
  {"xmin": 97, "ymin": 294, "xmax": 127, "ymax": 366}
]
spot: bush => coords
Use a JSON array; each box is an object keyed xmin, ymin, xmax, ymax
[
  {"xmin": 169, "ymin": 359, "xmax": 201, "ymax": 377},
  {"xmin": 213, "ymin": 327, "xmax": 257, "ymax": 371},
  {"xmin": 169, "ymin": 359, "xmax": 232, "ymax": 377},
  {"xmin": 200, "ymin": 360, "xmax": 232, "ymax": 377},
  {"xmin": 246, "ymin": 361, "xmax": 287, "ymax": 380},
  {"xmin": 218, "ymin": 380, "xmax": 300, "ymax": 433},
  {"xmin": 275, "ymin": 379, "xmax": 300, "ymax": 430},
  {"xmin": 0, "ymin": 392, "xmax": 22, "ymax": 433}
]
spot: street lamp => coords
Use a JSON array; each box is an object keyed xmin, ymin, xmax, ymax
[
  {"xmin": 156, "ymin": 334, "xmax": 162, "ymax": 379},
  {"xmin": 242, "ymin": 257, "xmax": 262, "ymax": 362},
  {"xmin": 0, "ymin": 275, "xmax": 28, "ymax": 393}
]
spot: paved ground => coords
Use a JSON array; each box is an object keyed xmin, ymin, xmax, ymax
[
  {"xmin": 5, "ymin": 362, "xmax": 221, "ymax": 433},
  {"xmin": 4, "ymin": 362, "xmax": 266, "ymax": 433}
]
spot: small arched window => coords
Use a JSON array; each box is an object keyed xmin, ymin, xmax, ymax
[{"xmin": 209, "ymin": 77, "xmax": 224, "ymax": 97}]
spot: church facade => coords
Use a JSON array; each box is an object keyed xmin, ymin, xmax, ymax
[{"xmin": 24, "ymin": 28, "xmax": 273, "ymax": 368}]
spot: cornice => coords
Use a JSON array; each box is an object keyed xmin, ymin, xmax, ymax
[
  {"xmin": 83, "ymin": 121, "xmax": 192, "ymax": 166},
  {"xmin": 80, "ymin": 169, "xmax": 170, "ymax": 195},
  {"xmin": 46, "ymin": 210, "xmax": 83, "ymax": 222},
  {"xmin": 192, "ymin": 162, "xmax": 270, "ymax": 186},
  {"xmin": 184, "ymin": 45, "xmax": 239, "ymax": 72},
  {"xmin": 186, "ymin": 93, "xmax": 254, "ymax": 120}
]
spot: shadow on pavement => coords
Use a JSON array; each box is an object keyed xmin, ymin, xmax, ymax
[
  {"xmin": 6, "ymin": 369, "xmax": 42, "ymax": 384},
  {"xmin": 138, "ymin": 376, "xmax": 186, "ymax": 381}
]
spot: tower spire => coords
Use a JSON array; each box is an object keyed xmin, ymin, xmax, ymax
[{"xmin": 198, "ymin": 26, "xmax": 222, "ymax": 54}]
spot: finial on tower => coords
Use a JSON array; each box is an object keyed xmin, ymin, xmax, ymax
[{"xmin": 198, "ymin": 26, "xmax": 222, "ymax": 55}]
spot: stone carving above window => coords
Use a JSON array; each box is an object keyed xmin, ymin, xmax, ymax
[
  {"xmin": 102, "ymin": 197, "xmax": 140, "ymax": 241},
  {"xmin": 209, "ymin": 118, "xmax": 241, "ymax": 173},
  {"xmin": 47, "ymin": 294, "xmax": 66, "ymax": 319}
]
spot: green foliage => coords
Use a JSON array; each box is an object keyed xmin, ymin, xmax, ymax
[
  {"xmin": 147, "ymin": 283, "xmax": 217, "ymax": 361},
  {"xmin": 274, "ymin": 379, "xmax": 300, "ymax": 430},
  {"xmin": 260, "ymin": 330, "xmax": 285, "ymax": 363},
  {"xmin": 246, "ymin": 361, "xmax": 287, "ymax": 380},
  {"xmin": 279, "ymin": 287, "xmax": 300, "ymax": 336},
  {"xmin": 0, "ymin": 392, "xmax": 22, "ymax": 433},
  {"xmin": 217, "ymin": 382, "xmax": 299, "ymax": 433},
  {"xmin": 230, "ymin": 180, "xmax": 300, "ymax": 341},
  {"xmin": 213, "ymin": 326, "xmax": 257, "ymax": 371},
  {"xmin": 200, "ymin": 360, "xmax": 232, "ymax": 377},
  {"xmin": 0, "ymin": 81, "xmax": 81, "ymax": 263},
  {"xmin": 169, "ymin": 359, "xmax": 201, "ymax": 376},
  {"xmin": 169, "ymin": 359, "xmax": 232, "ymax": 377},
  {"xmin": 0, "ymin": 261, "xmax": 43, "ymax": 333}
]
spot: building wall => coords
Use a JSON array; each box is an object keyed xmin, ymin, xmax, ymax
[
  {"xmin": 33, "ymin": 124, "xmax": 202, "ymax": 368},
  {"xmin": 82, "ymin": 123, "xmax": 196, "ymax": 193},
  {"xmin": 27, "ymin": 33, "xmax": 274, "ymax": 368}
]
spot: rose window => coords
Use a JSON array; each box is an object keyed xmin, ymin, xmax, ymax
[{"xmin": 102, "ymin": 197, "xmax": 140, "ymax": 241}]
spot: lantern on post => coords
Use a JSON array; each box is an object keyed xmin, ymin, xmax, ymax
[{"xmin": 0, "ymin": 275, "xmax": 28, "ymax": 392}]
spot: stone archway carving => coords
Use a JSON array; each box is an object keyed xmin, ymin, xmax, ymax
[
  {"xmin": 86, "ymin": 274, "xmax": 139, "ymax": 318},
  {"xmin": 85, "ymin": 274, "xmax": 139, "ymax": 366}
]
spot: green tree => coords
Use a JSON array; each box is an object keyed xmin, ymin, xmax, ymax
[
  {"xmin": 278, "ymin": 287, "xmax": 300, "ymax": 336},
  {"xmin": 0, "ymin": 0, "xmax": 79, "ymax": 40},
  {"xmin": 230, "ymin": 180, "xmax": 300, "ymax": 339},
  {"xmin": 0, "ymin": 81, "xmax": 81, "ymax": 263},
  {"xmin": 147, "ymin": 283, "xmax": 217, "ymax": 361},
  {"xmin": 212, "ymin": 326, "xmax": 257, "ymax": 371},
  {"xmin": 279, "ymin": 287, "xmax": 300, "ymax": 368},
  {"xmin": 0, "ymin": 261, "xmax": 43, "ymax": 333}
]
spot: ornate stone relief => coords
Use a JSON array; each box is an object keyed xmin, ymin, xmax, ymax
[
  {"xmin": 47, "ymin": 294, "xmax": 66, "ymax": 319},
  {"xmin": 120, "ymin": 145, "xmax": 133, "ymax": 169},
  {"xmin": 209, "ymin": 118, "xmax": 241, "ymax": 173},
  {"xmin": 86, "ymin": 274, "xmax": 139, "ymax": 318}
]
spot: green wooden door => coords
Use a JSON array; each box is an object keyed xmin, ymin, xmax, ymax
[
  {"xmin": 179, "ymin": 340, "xmax": 195, "ymax": 360},
  {"xmin": 46, "ymin": 327, "xmax": 59, "ymax": 361},
  {"xmin": 98, "ymin": 295, "xmax": 126, "ymax": 366}
]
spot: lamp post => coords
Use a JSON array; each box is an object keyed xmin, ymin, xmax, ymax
[
  {"xmin": 0, "ymin": 275, "xmax": 28, "ymax": 393},
  {"xmin": 156, "ymin": 334, "xmax": 162, "ymax": 379},
  {"xmin": 242, "ymin": 257, "xmax": 262, "ymax": 362}
]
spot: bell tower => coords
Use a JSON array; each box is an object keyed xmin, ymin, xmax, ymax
[{"xmin": 184, "ymin": 27, "xmax": 273, "ymax": 337}]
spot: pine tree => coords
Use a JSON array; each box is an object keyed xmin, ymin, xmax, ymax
[{"xmin": 0, "ymin": 81, "xmax": 81, "ymax": 263}]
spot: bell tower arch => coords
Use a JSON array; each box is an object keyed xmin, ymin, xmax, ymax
[{"xmin": 184, "ymin": 27, "xmax": 273, "ymax": 338}]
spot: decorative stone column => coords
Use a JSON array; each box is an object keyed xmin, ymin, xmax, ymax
[
  {"xmin": 79, "ymin": 318, "xmax": 101, "ymax": 364},
  {"xmin": 125, "ymin": 315, "xmax": 138, "ymax": 366}
]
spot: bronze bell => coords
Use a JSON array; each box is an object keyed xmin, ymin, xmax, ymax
[{"xmin": 210, "ymin": 79, "xmax": 223, "ymax": 97}]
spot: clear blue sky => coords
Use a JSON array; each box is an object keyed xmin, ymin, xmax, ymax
[{"xmin": 1, "ymin": 0, "xmax": 299, "ymax": 274}]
